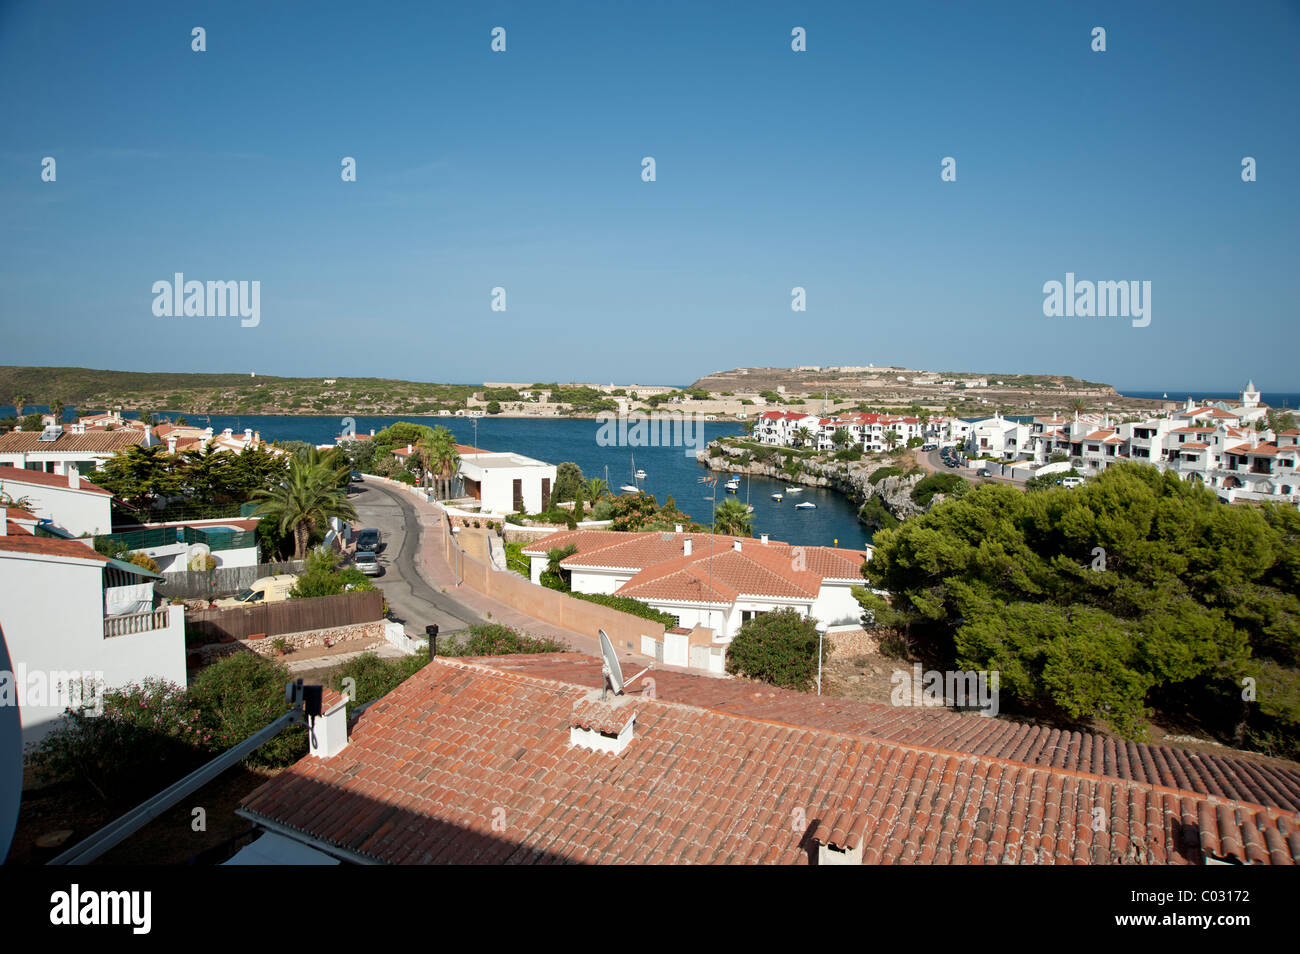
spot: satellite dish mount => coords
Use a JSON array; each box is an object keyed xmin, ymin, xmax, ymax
[{"xmin": 599, "ymin": 630, "xmax": 651, "ymax": 701}]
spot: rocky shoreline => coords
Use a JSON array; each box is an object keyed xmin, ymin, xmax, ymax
[{"xmin": 697, "ymin": 439, "xmax": 943, "ymax": 529}]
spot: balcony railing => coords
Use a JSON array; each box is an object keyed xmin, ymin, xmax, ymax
[{"xmin": 104, "ymin": 607, "xmax": 171, "ymax": 638}]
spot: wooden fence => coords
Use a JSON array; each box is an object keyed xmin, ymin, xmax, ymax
[{"xmin": 184, "ymin": 589, "xmax": 384, "ymax": 642}]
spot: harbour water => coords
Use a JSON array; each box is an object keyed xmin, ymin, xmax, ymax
[{"xmin": 7, "ymin": 408, "xmax": 872, "ymax": 550}]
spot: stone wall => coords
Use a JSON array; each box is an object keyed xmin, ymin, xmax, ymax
[
  {"xmin": 826, "ymin": 628, "xmax": 881, "ymax": 658},
  {"xmin": 192, "ymin": 619, "xmax": 388, "ymax": 663}
]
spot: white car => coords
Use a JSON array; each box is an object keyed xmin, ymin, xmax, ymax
[
  {"xmin": 354, "ymin": 551, "xmax": 382, "ymax": 576},
  {"xmin": 1061, "ymin": 476, "xmax": 1085, "ymax": 489}
]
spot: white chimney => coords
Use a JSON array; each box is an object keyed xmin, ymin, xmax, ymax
[
  {"xmin": 68, "ymin": 466, "xmax": 80, "ymax": 490},
  {"xmin": 811, "ymin": 813, "xmax": 867, "ymax": 865},
  {"xmin": 675, "ymin": 523, "xmax": 683, "ymax": 533},
  {"xmin": 733, "ymin": 539, "xmax": 742, "ymax": 551},
  {"xmin": 166, "ymin": 436, "xmax": 177, "ymax": 453},
  {"xmin": 761, "ymin": 533, "xmax": 769, "ymax": 545},
  {"xmin": 309, "ymin": 693, "xmax": 350, "ymax": 758},
  {"xmin": 243, "ymin": 428, "xmax": 253, "ymax": 445},
  {"xmin": 683, "ymin": 538, "xmax": 692, "ymax": 556},
  {"xmin": 569, "ymin": 701, "xmax": 636, "ymax": 755},
  {"xmin": 407, "ymin": 443, "xmax": 413, "ymax": 454}
]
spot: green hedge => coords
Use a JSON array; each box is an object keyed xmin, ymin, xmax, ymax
[{"xmin": 568, "ymin": 592, "xmax": 678, "ymax": 628}]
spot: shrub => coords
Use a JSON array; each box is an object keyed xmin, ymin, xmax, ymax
[
  {"xmin": 567, "ymin": 592, "xmax": 678, "ymax": 628},
  {"xmin": 329, "ymin": 652, "xmax": 429, "ymax": 706},
  {"xmin": 869, "ymin": 466, "xmax": 902, "ymax": 485},
  {"xmin": 911, "ymin": 472, "xmax": 969, "ymax": 507},
  {"xmin": 127, "ymin": 551, "xmax": 161, "ymax": 574},
  {"xmin": 290, "ymin": 549, "xmax": 373, "ymax": 598},
  {"xmin": 26, "ymin": 678, "xmax": 209, "ymax": 806},
  {"xmin": 858, "ymin": 496, "xmax": 899, "ymax": 531},
  {"xmin": 190, "ymin": 652, "xmax": 305, "ymax": 767},
  {"xmin": 724, "ymin": 608, "xmax": 826, "ymax": 692},
  {"xmin": 441, "ymin": 623, "xmax": 569, "ymax": 655}
]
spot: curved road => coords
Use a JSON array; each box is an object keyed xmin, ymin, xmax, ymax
[{"xmin": 349, "ymin": 480, "xmax": 483, "ymax": 637}]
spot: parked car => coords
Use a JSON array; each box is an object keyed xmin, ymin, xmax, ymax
[
  {"xmin": 1061, "ymin": 476, "xmax": 1085, "ymax": 489},
  {"xmin": 350, "ymin": 471, "xmax": 363, "ymax": 483},
  {"xmin": 922, "ymin": 443, "xmax": 938, "ymax": 451},
  {"xmin": 354, "ymin": 551, "xmax": 382, "ymax": 576},
  {"xmin": 356, "ymin": 527, "xmax": 382, "ymax": 552},
  {"xmin": 213, "ymin": 574, "xmax": 298, "ymax": 609},
  {"xmin": 977, "ymin": 467, "xmax": 992, "ymax": 477}
]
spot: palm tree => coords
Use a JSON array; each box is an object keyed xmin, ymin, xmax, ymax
[
  {"xmin": 831, "ymin": 428, "xmax": 851, "ymax": 449},
  {"xmin": 885, "ymin": 431, "xmax": 900, "ymax": 452},
  {"xmin": 12, "ymin": 395, "xmax": 25, "ymax": 418},
  {"xmin": 49, "ymin": 399, "xmax": 65, "ymax": 425},
  {"xmin": 794, "ymin": 426, "xmax": 813, "ymax": 448},
  {"xmin": 420, "ymin": 426, "xmax": 460, "ymax": 499},
  {"xmin": 713, "ymin": 497, "xmax": 753, "ymax": 536},
  {"xmin": 252, "ymin": 457, "xmax": 357, "ymax": 559},
  {"xmin": 583, "ymin": 477, "xmax": 608, "ymax": 502}
]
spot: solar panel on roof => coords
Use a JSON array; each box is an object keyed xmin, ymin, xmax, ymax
[{"xmin": 38, "ymin": 425, "xmax": 63, "ymax": 442}]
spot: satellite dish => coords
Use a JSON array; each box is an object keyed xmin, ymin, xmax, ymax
[
  {"xmin": 598, "ymin": 629, "xmax": 652, "ymax": 701},
  {"xmin": 599, "ymin": 630, "xmax": 625, "ymax": 695}
]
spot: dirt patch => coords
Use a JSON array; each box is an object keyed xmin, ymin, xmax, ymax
[{"xmin": 8, "ymin": 763, "xmax": 283, "ymax": 866}]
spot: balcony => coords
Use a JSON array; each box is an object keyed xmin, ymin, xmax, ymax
[{"xmin": 104, "ymin": 606, "xmax": 172, "ymax": 638}]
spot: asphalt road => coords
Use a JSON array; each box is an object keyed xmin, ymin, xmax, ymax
[{"xmin": 347, "ymin": 480, "xmax": 484, "ymax": 637}]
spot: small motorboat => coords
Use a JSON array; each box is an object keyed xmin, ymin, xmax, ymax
[
  {"xmin": 785, "ymin": 486, "xmax": 802, "ymax": 493},
  {"xmin": 771, "ymin": 492, "xmax": 784, "ymax": 501},
  {"xmin": 635, "ymin": 469, "xmax": 647, "ymax": 480},
  {"xmin": 744, "ymin": 505, "xmax": 754, "ymax": 513},
  {"xmin": 794, "ymin": 501, "xmax": 816, "ymax": 510},
  {"xmin": 619, "ymin": 484, "xmax": 640, "ymax": 494}
]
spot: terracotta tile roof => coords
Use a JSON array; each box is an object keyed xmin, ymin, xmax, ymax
[
  {"xmin": 1227, "ymin": 443, "xmax": 1278, "ymax": 456},
  {"xmin": 4, "ymin": 507, "xmax": 37, "ymax": 521},
  {"xmin": 0, "ymin": 467, "xmax": 113, "ymax": 496},
  {"xmin": 0, "ymin": 533, "xmax": 108, "ymax": 561},
  {"xmin": 569, "ymin": 700, "xmax": 636, "ymax": 735},
  {"xmin": 239, "ymin": 655, "xmax": 1300, "ymax": 865},
  {"xmin": 470, "ymin": 655, "xmax": 1300, "ymax": 813},
  {"xmin": 0, "ymin": 430, "xmax": 144, "ymax": 452},
  {"xmin": 1179, "ymin": 443, "xmax": 1210, "ymax": 451},
  {"xmin": 811, "ymin": 812, "xmax": 868, "ymax": 850}
]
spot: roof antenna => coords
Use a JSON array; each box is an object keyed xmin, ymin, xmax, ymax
[{"xmin": 599, "ymin": 630, "xmax": 651, "ymax": 701}]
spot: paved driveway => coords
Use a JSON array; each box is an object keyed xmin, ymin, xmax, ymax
[{"xmin": 348, "ymin": 481, "xmax": 484, "ymax": 638}]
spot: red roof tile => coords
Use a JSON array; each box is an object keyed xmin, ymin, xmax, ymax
[
  {"xmin": 0, "ymin": 533, "xmax": 108, "ymax": 561},
  {"xmin": 0, "ymin": 467, "xmax": 113, "ymax": 496},
  {"xmin": 0, "ymin": 430, "xmax": 144, "ymax": 452},
  {"xmin": 239, "ymin": 655, "xmax": 1300, "ymax": 865}
]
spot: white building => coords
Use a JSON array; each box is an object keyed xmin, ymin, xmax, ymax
[
  {"xmin": 522, "ymin": 529, "xmax": 869, "ymax": 646},
  {"xmin": 0, "ymin": 466, "xmax": 114, "ymax": 537},
  {"xmin": 0, "ymin": 522, "xmax": 186, "ymax": 745},
  {"xmin": 458, "ymin": 451, "xmax": 558, "ymax": 514},
  {"xmin": 0, "ymin": 424, "xmax": 144, "ymax": 476}
]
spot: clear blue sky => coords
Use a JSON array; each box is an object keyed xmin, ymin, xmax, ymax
[{"xmin": 1, "ymin": 1, "xmax": 1296, "ymax": 391}]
